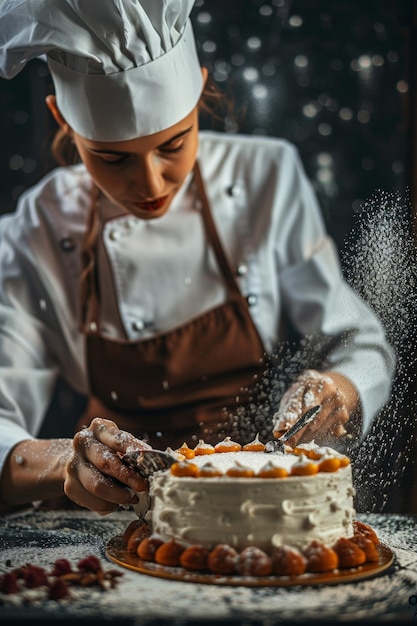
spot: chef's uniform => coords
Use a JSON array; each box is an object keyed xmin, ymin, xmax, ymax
[{"xmin": 0, "ymin": 131, "xmax": 395, "ymax": 465}]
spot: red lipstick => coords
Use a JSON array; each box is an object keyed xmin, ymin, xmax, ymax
[{"xmin": 135, "ymin": 195, "xmax": 169, "ymax": 212}]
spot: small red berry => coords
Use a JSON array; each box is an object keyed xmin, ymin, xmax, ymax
[
  {"xmin": 48, "ymin": 579, "xmax": 70, "ymax": 600},
  {"xmin": 24, "ymin": 565, "xmax": 48, "ymax": 588},
  {"xmin": 77, "ymin": 555, "xmax": 101, "ymax": 573},
  {"xmin": 0, "ymin": 572, "xmax": 19, "ymax": 594},
  {"xmin": 50, "ymin": 558, "xmax": 72, "ymax": 576}
]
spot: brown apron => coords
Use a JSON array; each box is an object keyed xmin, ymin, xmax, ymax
[{"xmin": 79, "ymin": 163, "xmax": 268, "ymax": 449}]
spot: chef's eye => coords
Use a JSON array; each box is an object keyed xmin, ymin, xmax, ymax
[
  {"xmin": 159, "ymin": 140, "xmax": 185, "ymax": 155},
  {"xmin": 101, "ymin": 154, "xmax": 129, "ymax": 165}
]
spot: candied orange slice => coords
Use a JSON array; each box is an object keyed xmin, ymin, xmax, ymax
[
  {"xmin": 170, "ymin": 460, "xmax": 199, "ymax": 477},
  {"xmin": 193, "ymin": 440, "xmax": 215, "ymax": 455},
  {"xmin": 226, "ymin": 462, "xmax": 255, "ymax": 477},
  {"xmin": 243, "ymin": 433, "xmax": 265, "ymax": 451},
  {"xmin": 339, "ymin": 455, "xmax": 351, "ymax": 467},
  {"xmin": 214, "ymin": 436, "xmax": 242, "ymax": 453},
  {"xmin": 176, "ymin": 442, "xmax": 195, "ymax": 459}
]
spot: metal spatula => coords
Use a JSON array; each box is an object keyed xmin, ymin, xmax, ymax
[
  {"xmin": 120, "ymin": 448, "xmax": 177, "ymax": 478},
  {"xmin": 265, "ymin": 405, "xmax": 321, "ymax": 454}
]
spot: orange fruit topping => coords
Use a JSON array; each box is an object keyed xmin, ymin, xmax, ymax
[
  {"xmin": 349, "ymin": 534, "xmax": 379, "ymax": 562},
  {"xmin": 193, "ymin": 440, "xmax": 215, "ymax": 455},
  {"xmin": 308, "ymin": 449, "xmax": 323, "ymax": 460},
  {"xmin": 318, "ymin": 457, "xmax": 341, "ymax": 472},
  {"xmin": 214, "ymin": 437, "xmax": 242, "ymax": 453},
  {"xmin": 199, "ymin": 462, "xmax": 223, "ymax": 477},
  {"xmin": 339, "ymin": 455, "xmax": 351, "ymax": 467},
  {"xmin": 154, "ymin": 540, "xmax": 185, "ymax": 567},
  {"xmin": 294, "ymin": 446, "xmax": 321, "ymax": 460},
  {"xmin": 304, "ymin": 540, "xmax": 339, "ymax": 572},
  {"xmin": 122, "ymin": 518, "xmax": 143, "ymax": 543},
  {"xmin": 332, "ymin": 537, "xmax": 366, "ymax": 568},
  {"xmin": 226, "ymin": 462, "xmax": 255, "ymax": 478},
  {"xmin": 176, "ymin": 442, "xmax": 195, "ymax": 459},
  {"xmin": 257, "ymin": 463, "xmax": 289, "ymax": 478},
  {"xmin": 125, "ymin": 523, "xmax": 151, "ymax": 553},
  {"xmin": 207, "ymin": 544, "xmax": 238, "ymax": 575},
  {"xmin": 352, "ymin": 520, "xmax": 379, "ymax": 544},
  {"xmin": 180, "ymin": 545, "xmax": 210, "ymax": 571},
  {"xmin": 243, "ymin": 434, "xmax": 265, "ymax": 451},
  {"xmin": 271, "ymin": 546, "xmax": 307, "ymax": 576},
  {"xmin": 291, "ymin": 454, "xmax": 319, "ymax": 476},
  {"xmin": 137, "ymin": 536, "xmax": 164, "ymax": 561},
  {"xmin": 235, "ymin": 547, "xmax": 272, "ymax": 576},
  {"xmin": 170, "ymin": 460, "xmax": 199, "ymax": 477}
]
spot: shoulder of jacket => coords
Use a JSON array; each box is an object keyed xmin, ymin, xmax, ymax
[
  {"xmin": 197, "ymin": 132, "xmax": 302, "ymax": 186},
  {"xmin": 199, "ymin": 131, "xmax": 300, "ymax": 169},
  {"xmin": 17, "ymin": 164, "xmax": 91, "ymax": 211},
  {"xmin": 199, "ymin": 130, "xmax": 299, "ymax": 157},
  {"xmin": 0, "ymin": 165, "xmax": 91, "ymax": 245}
]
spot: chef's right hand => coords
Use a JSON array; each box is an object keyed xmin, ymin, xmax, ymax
[
  {"xmin": 64, "ymin": 417, "xmax": 150, "ymax": 515},
  {"xmin": 272, "ymin": 369, "xmax": 360, "ymax": 447}
]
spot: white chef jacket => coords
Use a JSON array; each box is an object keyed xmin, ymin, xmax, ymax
[{"xmin": 0, "ymin": 132, "xmax": 395, "ymax": 476}]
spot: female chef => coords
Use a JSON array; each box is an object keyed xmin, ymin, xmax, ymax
[{"xmin": 0, "ymin": 1, "xmax": 394, "ymax": 514}]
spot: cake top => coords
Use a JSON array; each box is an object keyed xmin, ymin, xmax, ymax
[{"xmin": 165, "ymin": 435, "xmax": 350, "ymax": 479}]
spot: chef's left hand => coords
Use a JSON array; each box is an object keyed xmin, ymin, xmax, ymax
[{"xmin": 272, "ymin": 369, "xmax": 361, "ymax": 447}]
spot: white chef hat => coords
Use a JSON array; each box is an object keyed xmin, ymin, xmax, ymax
[{"xmin": 0, "ymin": 0, "xmax": 203, "ymax": 141}]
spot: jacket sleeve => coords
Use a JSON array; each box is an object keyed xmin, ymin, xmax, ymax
[
  {"xmin": 0, "ymin": 189, "xmax": 85, "ymax": 480},
  {"xmin": 272, "ymin": 143, "xmax": 396, "ymax": 438}
]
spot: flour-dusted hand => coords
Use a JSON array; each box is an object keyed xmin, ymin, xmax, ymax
[
  {"xmin": 64, "ymin": 418, "xmax": 151, "ymax": 515},
  {"xmin": 272, "ymin": 369, "xmax": 361, "ymax": 447}
]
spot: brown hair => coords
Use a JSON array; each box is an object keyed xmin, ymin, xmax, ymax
[{"xmin": 50, "ymin": 76, "xmax": 238, "ymax": 167}]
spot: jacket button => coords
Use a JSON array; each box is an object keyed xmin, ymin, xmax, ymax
[
  {"xmin": 227, "ymin": 183, "xmax": 243, "ymax": 197},
  {"xmin": 59, "ymin": 237, "xmax": 76, "ymax": 252},
  {"xmin": 247, "ymin": 294, "xmax": 258, "ymax": 306},
  {"xmin": 236, "ymin": 264, "xmax": 248, "ymax": 276},
  {"xmin": 109, "ymin": 229, "xmax": 122, "ymax": 241},
  {"xmin": 131, "ymin": 319, "xmax": 145, "ymax": 332}
]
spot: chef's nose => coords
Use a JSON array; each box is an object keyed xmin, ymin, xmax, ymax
[{"xmin": 134, "ymin": 155, "xmax": 164, "ymax": 198}]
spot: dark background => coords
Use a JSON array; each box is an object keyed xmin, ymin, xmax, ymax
[{"xmin": 0, "ymin": 0, "xmax": 415, "ymax": 512}]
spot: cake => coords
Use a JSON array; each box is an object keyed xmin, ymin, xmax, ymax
[{"xmin": 122, "ymin": 436, "xmax": 380, "ymax": 578}]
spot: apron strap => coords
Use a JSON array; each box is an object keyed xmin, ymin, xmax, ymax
[
  {"xmin": 79, "ymin": 186, "xmax": 101, "ymax": 332},
  {"xmin": 194, "ymin": 161, "xmax": 245, "ymax": 299}
]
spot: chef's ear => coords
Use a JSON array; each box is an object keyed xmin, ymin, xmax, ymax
[
  {"xmin": 201, "ymin": 66, "xmax": 209, "ymax": 87},
  {"xmin": 45, "ymin": 95, "xmax": 73, "ymax": 137}
]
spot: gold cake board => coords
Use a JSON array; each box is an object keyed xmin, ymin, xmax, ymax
[{"xmin": 106, "ymin": 535, "xmax": 394, "ymax": 587}]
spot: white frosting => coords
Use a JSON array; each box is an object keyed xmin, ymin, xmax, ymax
[{"xmin": 144, "ymin": 448, "xmax": 356, "ymax": 552}]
